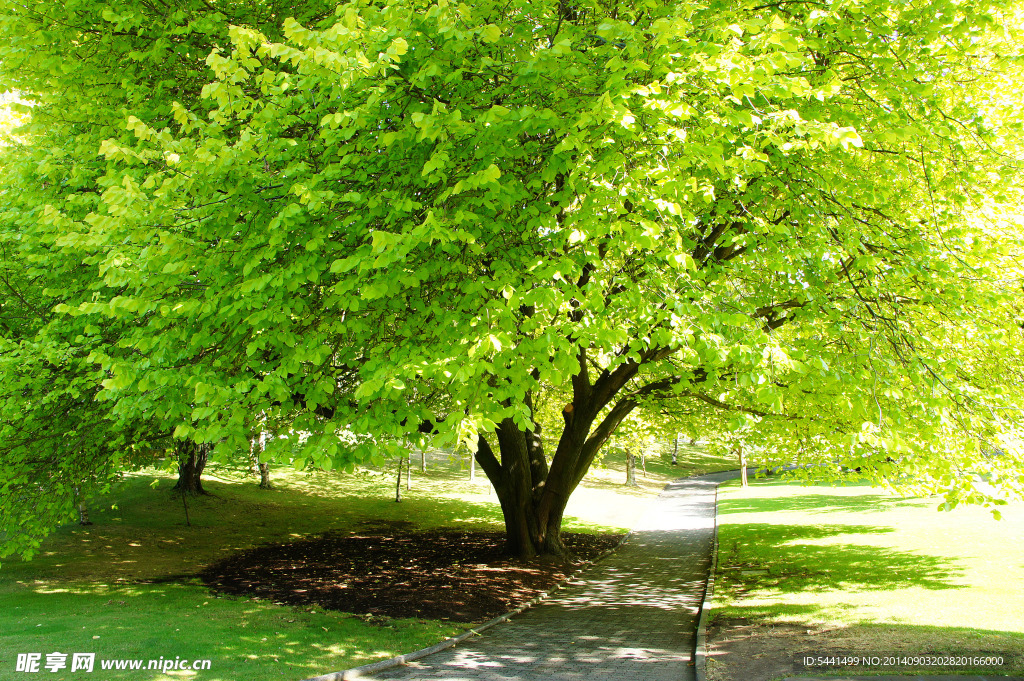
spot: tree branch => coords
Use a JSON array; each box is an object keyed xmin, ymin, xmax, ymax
[{"xmin": 475, "ymin": 433, "xmax": 503, "ymax": 483}]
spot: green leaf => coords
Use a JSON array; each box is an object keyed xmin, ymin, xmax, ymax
[{"xmin": 481, "ymin": 24, "xmax": 501, "ymax": 43}]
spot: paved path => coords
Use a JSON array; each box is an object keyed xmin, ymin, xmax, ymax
[
  {"xmin": 788, "ymin": 678, "xmax": 1024, "ymax": 681},
  {"xmin": 370, "ymin": 471, "xmax": 739, "ymax": 681}
]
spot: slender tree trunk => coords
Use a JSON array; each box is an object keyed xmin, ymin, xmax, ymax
[
  {"xmin": 407, "ymin": 453, "xmax": 412, "ymax": 490},
  {"xmin": 251, "ymin": 432, "xmax": 272, "ymax": 489},
  {"xmin": 626, "ymin": 449, "xmax": 637, "ymax": 486},
  {"xmin": 181, "ymin": 492, "xmax": 191, "ymax": 527},
  {"xmin": 74, "ymin": 486, "xmax": 92, "ymax": 526},
  {"xmin": 420, "ymin": 448, "xmax": 425, "ymax": 472},
  {"xmin": 671, "ymin": 435, "xmax": 679, "ymax": 466},
  {"xmin": 395, "ymin": 457, "xmax": 403, "ymax": 502},
  {"xmin": 173, "ymin": 439, "xmax": 209, "ymax": 495},
  {"xmin": 738, "ymin": 445, "xmax": 748, "ymax": 487}
]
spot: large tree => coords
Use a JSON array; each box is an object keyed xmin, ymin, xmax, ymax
[{"xmin": 5, "ymin": 0, "xmax": 1024, "ymax": 558}]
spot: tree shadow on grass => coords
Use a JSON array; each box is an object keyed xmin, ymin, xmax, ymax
[
  {"xmin": 719, "ymin": 491, "xmax": 926, "ymax": 516},
  {"xmin": 571, "ymin": 475, "xmax": 667, "ymax": 496},
  {"xmin": 4, "ymin": 486, "xmax": 512, "ymax": 586},
  {"xmin": 718, "ymin": 523, "xmax": 964, "ymax": 595}
]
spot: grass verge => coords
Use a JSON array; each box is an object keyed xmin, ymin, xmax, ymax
[{"xmin": 710, "ymin": 476, "xmax": 1024, "ymax": 677}]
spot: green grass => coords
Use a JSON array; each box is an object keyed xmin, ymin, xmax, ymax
[
  {"xmin": 712, "ymin": 476, "xmax": 1024, "ymax": 674},
  {"xmin": 2, "ymin": 583, "xmax": 456, "ymax": 680},
  {"xmin": 2, "ymin": 445, "xmax": 735, "ymax": 680}
]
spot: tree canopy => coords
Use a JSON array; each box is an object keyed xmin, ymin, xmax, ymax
[{"xmin": 2, "ymin": 0, "xmax": 1023, "ymax": 558}]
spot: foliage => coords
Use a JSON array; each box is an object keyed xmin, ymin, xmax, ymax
[
  {"xmin": 0, "ymin": 0, "xmax": 338, "ymax": 558},
  {"xmin": 3, "ymin": 0, "xmax": 1024, "ymax": 556}
]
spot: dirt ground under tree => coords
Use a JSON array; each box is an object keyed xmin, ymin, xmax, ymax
[{"xmin": 198, "ymin": 524, "xmax": 623, "ymax": 623}]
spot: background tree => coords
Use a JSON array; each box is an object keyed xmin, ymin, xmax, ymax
[
  {"xmin": 0, "ymin": 0, "xmax": 336, "ymax": 557},
  {"xmin": 4, "ymin": 0, "xmax": 1024, "ymax": 558},
  {"xmin": 249, "ymin": 431, "xmax": 274, "ymax": 490},
  {"xmin": 0, "ymin": 114, "xmax": 165, "ymax": 555}
]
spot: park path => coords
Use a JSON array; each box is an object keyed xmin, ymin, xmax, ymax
[{"xmin": 368, "ymin": 470, "xmax": 739, "ymax": 681}]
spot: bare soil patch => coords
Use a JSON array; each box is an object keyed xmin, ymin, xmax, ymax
[{"xmin": 198, "ymin": 530, "xmax": 623, "ymax": 623}]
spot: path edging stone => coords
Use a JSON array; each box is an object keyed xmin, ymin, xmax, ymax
[
  {"xmin": 297, "ymin": 528, "xmax": 636, "ymax": 681},
  {"xmin": 694, "ymin": 479, "xmax": 722, "ymax": 681}
]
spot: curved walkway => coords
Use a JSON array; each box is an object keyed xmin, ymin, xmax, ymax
[{"xmin": 368, "ymin": 470, "xmax": 739, "ymax": 681}]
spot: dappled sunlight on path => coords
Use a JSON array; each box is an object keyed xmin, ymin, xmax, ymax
[{"xmin": 364, "ymin": 471, "xmax": 738, "ymax": 681}]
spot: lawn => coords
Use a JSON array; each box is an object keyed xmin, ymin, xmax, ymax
[
  {"xmin": 710, "ymin": 475, "xmax": 1024, "ymax": 677},
  {"xmin": 2, "ymin": 442, "xmax": 734, "ymax": 681}
]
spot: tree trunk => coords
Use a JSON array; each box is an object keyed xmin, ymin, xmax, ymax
[
  {"xmin": 471, "ymin": 356, "xmax": 649, "ymax": 559},
  {"xmin": 473, "ymin": 417, "xmax": 574, "ymax": 560},
  {"xmin": 494, "ymin": 490, "xmax": 569, "ymax": 559},
  {"xmin": 671, "ymin": 435, "xmax": 679, "ymax": 466},
  {"xmin": 474, "ymin": 395, "xmax": 632, "ymax": 560},
  {"xmin": 738, "ymin": 445, "xmax": 748, "ymax": 487},
  {"xmin": 74, "ymin": 486, "xmax": 92, "ymax": 526},
  {"xmin": 394, "ymin": 456, "xmax": 403, "ymax": 502},
  {"xmin": 420, "ymin": 448, "xmax": 425, "ymax": 472},
  {"xmin": 626, "ymin": 449, "xmax": 638, "ymax": 486},
  {"xmin": 173, "ymin": 439, "xmax": 209, "ymax": 495},
  {"xmin": 407, "ymin": 453, "xmax": 412, "ymax": 490},
  {"xmin": 250, "ymin": 432, "xmax": 272, "ymax": 489},
  {"xmin": 258, "ymin": 462, "xmax": 272, "ymax": 489}
]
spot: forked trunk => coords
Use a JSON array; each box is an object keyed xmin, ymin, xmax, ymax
[
  {"xmin": 476, "ymin": 409, "xmax": 602, "ymax": 560},
  {"xmin": 471, "ymin": 353, "xmax": 649, "ymax": 559}
]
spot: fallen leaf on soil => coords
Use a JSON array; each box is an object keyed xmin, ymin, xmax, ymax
[{"xmin": 198, "ymin": 530, "xmax": 622, "ymax": 623}]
